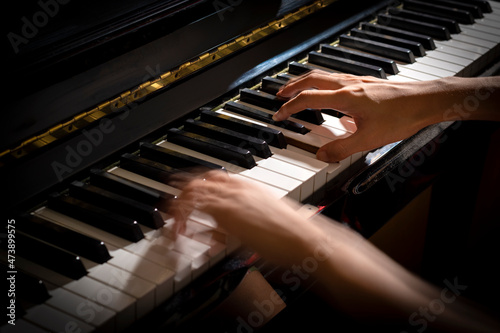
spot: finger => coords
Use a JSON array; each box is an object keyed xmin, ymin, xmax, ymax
[
  {"xmin": 274, "ymin": 89, "xmax": 351, "ymax": 121},
  {"xmin": 316, "ymin": 133, "xmax": 366, "ymax": 163},
  {"xmin": 277, "ymin": 70, "xmax": 344, "ymax": 98}
]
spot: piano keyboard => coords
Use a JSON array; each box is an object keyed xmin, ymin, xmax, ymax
[{"xmin": 3, "ymin": 1, "xmax": 500, "ymax": 332}]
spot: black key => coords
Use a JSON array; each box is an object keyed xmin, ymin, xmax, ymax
[
  {"xmin": 239, "ymin": 88, "xmax": 324, "ymax": 124},
  {"xmin": 17, "ymin": 214, "xmax": 111, "ymax": 264},
  {"xmin": 339, "ymin": 34, "xmax": 416, "ymax": 63},
  {"xmin": 277, "ymin": 73, "xmax": 296, "ymax": 81},
  {"xmin": 288, "ymin": 61, "xmax": 335, "ymax": 75},
  {"xmin": 387, "ymin": 7, "xmax": 461, "ymax": 34},
  {"xmin": 15, "ymin": 232, "xmax": 87, "ymax": 280},
  {"xmin": 308, "ymin": 51, "xmax": 387, "ymax": 78},
  {"xmin": 48, "ymin": 192, "xmax": 145, "ymax": 242},
  {"xmin": 402, "ymin": 0, "xmax": 475, "ymax": 24},
  {"xmin": 377, "ymin": 14, "xmax": 451, "ymax": 40},
  {"xmin": 69, "ymin": 180, "xmax": 165, "ymax": 229},
  {"xmin": 140, "ymin": 142, "xmax": 225, "ymax": 172},
  {"xmin": 239, "ymin": 88, "xmax": 284, "ymax": 111},
  {"xmin": 453, "ymin": 0, "xmax": 491, "ymax": 13},
  {"xmin": 121, "ymin": 153, "xmax": 188, "ymax": 184},
  {"xmin": 261, "ymin": 76, "xmax": 288, "ymax": 95},
  {"xmin": 183, "ymin": 119, "xmax": 272, "ymax": 158},
  {"xmin": 167, "ymin": 128, "xmax": 257, "ymax": 169},
  {"xmin": 321, "ymin": 44, "xmax": 399, "ymax": 74},
  {"xmin": 90, "ymin": 168, "xmax": 173, "ymax": 207},
  {"xmin": 360, "ymin": 22, "xmax": 436, "ymax": 50},
  {"xmin": 224, "ymin": 101, "xmax": 309, "ymax": 135},
  {"xmin": 199, "ymin": 109, "xmax": 287, "ymax": 149},
  {"xmin": 350, "ymin": 29, "xmax": 426, "ymax": 57},
  {"xmin": 417, "ymin": 0, "xmax": 483, "ymax": 18},
  {"xmin": 1, "ymin": 262, "xmax": 50, "ymax": 304}
]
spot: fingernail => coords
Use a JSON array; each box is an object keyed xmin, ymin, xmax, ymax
[
  {"xmin": 316, "ymin": 150, "xmax": 329, "ymax": 162},
  {"xmin": 272, "ymin": 112, "xmax": 282, "ymax": 121}
]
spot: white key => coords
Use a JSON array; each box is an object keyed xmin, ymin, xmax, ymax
[
  {"xmin": 269, "ymin": 146, "xmax": 329, "ymax": 191},
  {"xmin": 64, "ymin": 276, "xmax": 136, "ymax": 331},
  {"xmin": 15, "ymin": 254, "xmax": 136, "ymax": 332},
  {"xmin": 235, "ymin": 98, "xmax": 355, "ymax": 136},
  {"xmin": 415, "ymin": 56, "xmax": 463, "ymax": 75},
  {"xmin": 459, "ymin": 25, "xmax": 500, "ymax": 44},
  {"xmin": 286, "ymin": 145, "xmax": 347, "ymax": 182},
  {"xmin": 216, "ymin": 109, "xmax": 333, "ymax": 152},
  {"xmin": 24, "ymin": 304, "xmax": 95, "ymax": 333},
  {"xmin": 156, "ymin": 141, "xmax": 290, "ymax": 199},
  {"xmin": 452, "ymin": 32, "xmax": 497, "ymax": 49},
  {"xmin": 398, "ymin": 62, "xmax": 456, "ymax": 78},
  {"xmin": 109, "ymin": 166, "xmax": 182, "ymax": 197},
  {"xmin": 47, "ymin": 288, "xmax": 115, "ymax": 331},
  {"xmin": 125, "ymin": 238, "xmax": 193, "ymax": 291},
  {"xmin": 437, "ymin": 39, "xmax": 489, "ymax": 56},
  {"xmin": 82, "ymin": 260, "xmax": 156, "ymax": 318},
  {"xmin": 32, "ymin": 208, "xmax": 178, "ymax": 304},
  {"xmin": 106, "ymin": 248, "xmax": 175, "ymax": 304},
  {"xmin": 397, "ymin": 66, "xmax": 442, "ymax": 81},
  {"xmin": 255, "ymin": 156, "xmax": 315, "ymax": 199},
  {"xmin": 387, "ymin": 74, "xmax": 418, "ymax": 82}
]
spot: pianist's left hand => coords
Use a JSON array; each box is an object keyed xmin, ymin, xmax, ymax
[{"xmin": 171, "ymin": 170, "xmax": 500, "ymax": 333}]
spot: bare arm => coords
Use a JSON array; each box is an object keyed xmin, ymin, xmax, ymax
[
  {"xmin": 171, "ymin": 171, "xmax": 500, "ymax": 332},
  {"xmin": 273, "ymin": 71, "xmax": 500, "ymax": 162}
]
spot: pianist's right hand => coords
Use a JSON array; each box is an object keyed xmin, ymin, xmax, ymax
[{"xmin": 274, "ymin": 71, "xmax": 500, "ymax": 163}]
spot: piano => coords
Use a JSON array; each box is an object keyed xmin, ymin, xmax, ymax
[{"xmin": 2, "ymin": 0, "xmax": 500, "ymax": 331}]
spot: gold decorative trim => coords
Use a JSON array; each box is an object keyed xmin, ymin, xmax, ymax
[{"xmin": 0, "ymin": 0, "xmax": 338, "ymax": 165}]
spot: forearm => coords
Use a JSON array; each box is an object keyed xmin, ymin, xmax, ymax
[
  {"xmin": 303, "ymin": 215, "xmax": 500, "ymax": 332},
  {"xmin": 414, "ymin": 76, "xmax": 500, "ymax": 128}
]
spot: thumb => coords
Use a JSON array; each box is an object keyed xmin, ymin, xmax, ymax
[{"xmin": 316, "ymin": 133, "xmax": 365, "ymax": 163}]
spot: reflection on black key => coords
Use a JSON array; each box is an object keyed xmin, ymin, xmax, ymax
[
  {"xmin": 239, "ymin": 88, "xmax": 284, "ymax": 111},
  {"xmin": 453, "ymin": 0, "xmax": 491, "ymax": 13},
  {"xmin": 387, "ymin": 7, "xmax": 461, "ymax": 34},
  {"xmin": 17, "ymin": 269, "xmax": 51, "ymax": 303},
  {"xmin": 377, "ymin": 14, "xmax": 451, "ymax": 40},
  {"xmin": 183, "ymin": 119, "xmax": 272, "ymax": 158},
  {"xmin": 321, "ymin": 44, "xmax": 399, "ymax": 74},
  {"xmin": 48, "ymin": 192, "xmax": 145, "ymax": 242},
  {"xmin": 15, "ymin": 232, "xmax": 87, "ymax": 279},
  {"xmin": 69, "ymin": 181, "xmax": 164, "ymax": 229},
  {"xmin": 308, "ymin": 51, "xmax": 387, "ymax": 78},
  {"xmin": 17, "ymin": 214, "xmax": 111, "ymax": 264},
  {"xmin": 121, "ymin": 153, "xmax": 188, "ymax": 184},
  {"xmin": 1, "ymin": 262, "xmax": 51, "ymax": 304},
  {"xmin": 360, "ymin": 22, "xmax": 436, "ymax": 50},
  {"xmin": 199, "ymin": 109, "xmax": 287, "ymax": 149},
  {"xmin": 403, "ymin": 0, "xmax": 475, "ymax": 24},
  {"xmin": 288, "ymin": 61, "xmax": 334, "ymax": 75},
  {"xmin": 261, "ymin": 76, "xmax": 288, "ymax": 95},
  {"xmin": 167, "ymin": 128, "xmax": 257, "ymax": 169},
  {"xmin": 339, "ymin": 34, "xmax": 416, "ymax": 63},
  {"xmin": 417, "ymin": 0, "xmax": 483, "ymax": 18},
  {"xmin": 90, "ymin": 168, "xmax": 172, "ymax": 207},
  {"xmin": 224, "ymin": 101, "xmax": 309, "ymax": 134},
  {"xmin": 350, "ymin": 29, "xmax": 426, "ymax": 57},
  {"xmin": 140, "ymin": 142, "xmax": 225, "ymax": 172},
  {"xmin": 239, "ymin": 89, "xmax": 324, "ymax": 125}
]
